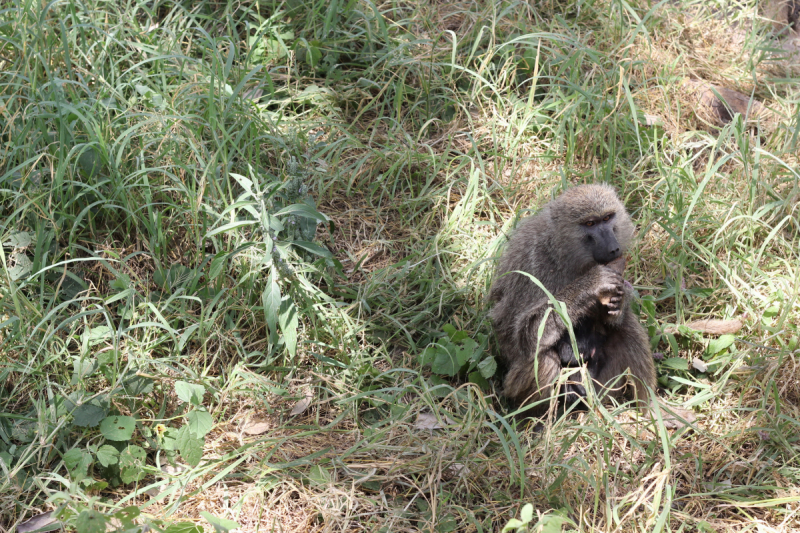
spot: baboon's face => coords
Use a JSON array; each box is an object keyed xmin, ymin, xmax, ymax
[{"xmin": 580, "ymin": 211, "xmax": 622, "ymax": 265}]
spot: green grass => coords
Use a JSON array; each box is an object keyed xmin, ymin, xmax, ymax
[{"xmin": 1, "ymin": 0, "xmax": 799, "ymax": 531}]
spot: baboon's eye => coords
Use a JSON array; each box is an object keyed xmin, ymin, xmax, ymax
[
  {"xmin": 602, "ymin": 215, "xmax": 611, "ymax": 222},
  {"xmin": 585, "ymin": 221, "xmax": 595, "ymax": 227}
]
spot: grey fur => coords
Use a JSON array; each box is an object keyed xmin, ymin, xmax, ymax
[{"xmin": 488, "ymin": 184, "xmax": 656, "ymax": 416}]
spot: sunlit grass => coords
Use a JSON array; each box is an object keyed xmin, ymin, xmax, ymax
[{"xmin": 1, "ymin": 0, "xmax": 798, "ymax": 531}]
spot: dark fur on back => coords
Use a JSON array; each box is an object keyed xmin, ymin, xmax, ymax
[{"xmin": 488, "ymin": 184, "xmax": 654, "ymax": 415}]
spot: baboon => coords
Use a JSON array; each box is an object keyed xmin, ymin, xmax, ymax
[{"xmin": 488, "ymin": 184, "xmax": 656, "ymax": 417}]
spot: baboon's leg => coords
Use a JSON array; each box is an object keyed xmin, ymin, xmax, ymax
[
  {"xmin": 504, "ymin": 348, "xmax": 561, "ymax": 417},
  {"xmin": 593, "ymin": 311, "xmax": 655, "ymax": 408}
]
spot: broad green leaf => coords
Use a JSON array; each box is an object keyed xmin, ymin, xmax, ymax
[
  {"xmin": 84, "ymin": 325, "xmax": 112, "ymax": 345},
  {"xmin": 274, "ymin": 203, "xmax": 329, "ymax": 223},
  {"xmin": 75, "ymin": 510, "xmax": 107, "ymax": 533},
  {"xmin": 706, "ymin": 334, "xmax": 735, "ymax": 356},
  {"xmin": 177, "ymin": 425, "xmax": 204, "ymax": 467},
  {"xmin": 420, "ymin": 346, "xmax": 438, "ymax": 366},
  {"xmin": 437, "ymin": 516, "xmax": 457, "ymax": 532},
  {"xmin": 468, "ymin": 371, "xmax": 490, "ymax": 390},
  {"xmin": 432, "ymin": 347, "xmax": 458, "ymax": 377},
  {"xmin": 540, "ymin": 514, "xmax": 572, "ymax": 533},
  {"xmin": 7, "ymin": 231, "xmax": 32, "ymax": 247},
  {"xmin": 119, "ymin": 445, "xmax": 146, "ymax": 484},
  {"xmin": 262, "ymin": 270, "xmax": 280, "ymax": 335},
  {"xmin": 662, "ymin": 357, "xmax": 689, "ymax": 371},
  {"xmin": 71, "ymin": 358, "xmax": 97, "ymax": 384},
  {"xmin": 291, "ymin": 240, "xmax": 330, "ymax": 257},
  {"xmin": 64, "ymin": 448, "xmax": 92, "ymax": 474},
  {"xmin": 100, "ymin": 415, "xmax": 135, "ymax": 441},
  {"xmin": 174, "ymin": 381, "xmax": 206, "ymax": 406},
  {"xmin": 477, "ymin": 356, "xmax": 497, "ymax": 379},
  {"xmin": 229, "ymin": 172, "xmax": 253, "ymax": 193},
  {"xmin": 96, "ymin": 445, "xmax": 120, "ymax": 467},
  {"xmin": 113, "ymin": 506, "xmax": 141, "ymax": 529},
  {"xmin": 72, "ymin": 404, "xmax": 107, "ymax": 427},
  {"xmin": 309, "ymin": 464, "xmax": 332, "ymax": 485},
  {"xmin": 77, "ymin": 147, "xmax": 104, "ymax": 178},
  {"xmin": 520, "ymin": 503, "xmax": 533, "ymax": 523},
  {"xmin": 9, "ymin": 253, "xmax": 32, "ymax": 280},
  {"xmin": 279, "ymin": 297, "xmax": 298, "ymax": 357},
  {"xmin": 502, "ymin": 518, "xmax": 524, "ymax": 532},
  {"xmin": 121, "ymin": 374, "xmax": 154, "ymax": 396},
  {"xmin": 454, "ymin": 338, "xmax": 477, "ymax": 366},
  {"xmin": 187, "ymin": 409, "xmax": 214, "ymax": 438}
]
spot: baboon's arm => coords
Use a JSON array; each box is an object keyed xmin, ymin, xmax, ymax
[{"xmin": 516, "ymin": 265, "xmax": 624, "ymax": 356}]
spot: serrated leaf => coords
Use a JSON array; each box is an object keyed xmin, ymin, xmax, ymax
[
  {"xmin": 7, "ymin": 231, "xmax": 32, "ymax": 247},
  {"xmin": 74, "ymin": 510, "xmax": 107, "ymax": 533},
  {"xmin": 431, "ymin": 346, "xmax": 458, "ymax": 377},
  {"xmin": 9, "ymin": 253, "xmax": 32, "ymax": 280},
  {"xmin": 100, "ymin": 415, "xmax": 135, "ymax": 441},
  {"xmin": 706, "ymin": 334, "xmax": 735, "ymax": 356},
  {"xmin": 63, "ymin": 448, "xmax": 87, "ymax": 471},
  {"xmin": 177, "ymin": 425, "xmax": 203, "ymax": 467},
  {"xmin": 64, "ymin": 448, "xmax": 93, "ymax": 480},
  {"xmin": 279, "ymin": 297, "xmax": 298, "ymax": 357},
  {"xmin": 71, "ymin": 358, "xmax": 98, "ymax": 384},
  {"xmin": 96, "ymin": 445, "xmax": 119, "ymax": 467},
  {"xmin": 420, "ymin": 345, "xmax": 438, "ymax": 366},
  {"xmin": 72, "ymin": 404, "xmax": 107, "ymax": 427},
  {"xmin": 662, "ymin": 357, "xmax": 689, "ymax": 371},
  {"xmin": 174, "ymin": 381, "xmax": 206, "ymax": 406},
  {"xmin": 84, "ymin": 325, "xmax": 112, "ymax": 346},
  {"xmin": 135, "ymin": 84, "xmax": 152, "ymax": 96},
  {"xmin": 540, "ymin": 514, "xmax": 571, "ymax": 533},
  {"xmin": 160, "ymin": 427, "xmax": 179, "ymax": 452},
  {"xmin": 468, "ymin": 371, "xmax": 490, "ymax": 390},
  {"xmin": 113, "ymin": 506, "xmax": 141, "ymax": 527},
  {"xmin": 187, "ymin": 409, "xmax": 213, "ymax": 437},
  {"xmin": 477, "ymin": 356, "xmax": 497, "ymax": 379},
  {"xmin": 454, "ymin": 338, "xmax": 477, "ymax": 367},
  {"xmin": 119, "ymin": 445, "xmax": 147, "ymax": 484}
]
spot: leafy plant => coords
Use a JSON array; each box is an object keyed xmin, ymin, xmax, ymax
[
  {"xmin": 420, "ymin": 324, "xmax": 495, "ymax": 389},
  {"xmin": 501, "ymin": 504, "xmax": 575, "ymax": 533}
]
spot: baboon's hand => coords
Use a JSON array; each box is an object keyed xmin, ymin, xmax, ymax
[{"xmin": 594, "ymin": 267, "xmax": 625, "ymax": 316}]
